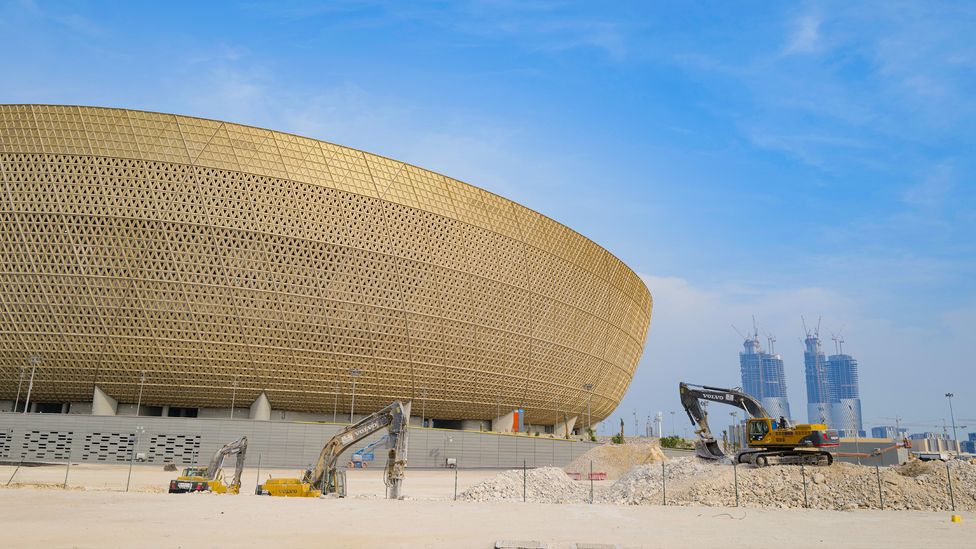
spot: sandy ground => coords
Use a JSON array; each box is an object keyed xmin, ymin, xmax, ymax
[{"xmin": 1, "ymin": 463, "xmax": 972, "ymax": 548}]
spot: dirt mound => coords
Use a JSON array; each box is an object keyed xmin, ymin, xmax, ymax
[{"xmin": 565, "ymin": 442, "xmax": 666, "ymax": 479}]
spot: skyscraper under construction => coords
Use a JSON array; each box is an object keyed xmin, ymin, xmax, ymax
[
  {"xmin": 739, "ymin": 331, "xmax": 791, "ymax": 421},
  {"xmin": 802, "ymin": 325, "xmax": 863, "ymax": 437}
]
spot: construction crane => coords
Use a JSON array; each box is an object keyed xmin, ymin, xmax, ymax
[
  {"xmin": 257, "ymin": 400, "xmax": 411, "ymax": 498},
  {"xmin": 168, "ymin": 436, "xmax": 248, "ymax": 494},
  {"xmin": 680, "ymin": 382, "xmax": 839, "ymax": 466}
]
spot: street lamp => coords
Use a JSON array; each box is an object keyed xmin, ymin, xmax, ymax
[
  {"xmin": 421, "ymin": 387, "xmax": 428, "ymax": 428},
  {"xmin": 670, "ymin": 411, "xmax": 676, "ymax": 437},
  {"xmin": 730, "ymin": 411, "xmax": 738, "ymax": 451},
  {"xmin": 13, "ymin": 366, "xmax": 25, "ymax": 412},
  {"xmin": 135, "ymin": 371, "xmax": 146, "ymax": 417},
  {"xmin": 230, "ymin": 377, "xmax": 239, "ymax": 419},
  {"xmin": 333, "ymin": 379, "xmax": 339, "ymax": 423},
  {"xmin": 23, "ymin": 355, "xmax": 41, "ymax": 414},
  {"xmin": 849, "ymin": 403, "xmax": 860, "ymax": 464},
  {"xmin": 946, "ymin": 393, "xmax": 959, "ymax": 453},
  {"xmin": 582, "ymin": 384, "xmax": 593, "ymax": 435},
  {"xmin": 349, "ymin": 368, "xmax": 362, "ymax": 423}
]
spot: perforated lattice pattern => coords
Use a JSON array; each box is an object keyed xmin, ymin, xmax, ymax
[
  {"xmin": 0, "ymin": 105, "xmax": 652, "ymax": 424},
  {"xmin": 0, "ymin": 431, "xmax": 10, "ymax": 459},
  {"xmin": 147, "ymin": 434, "xmax": 200, "ymax": 465},
  {"xmin": 23, "ymin": 430, "xmax": 73, "ymax": 460},
  {"xmin": 83, "ymin": 432, "xmax": 135, "ymax": 462}
]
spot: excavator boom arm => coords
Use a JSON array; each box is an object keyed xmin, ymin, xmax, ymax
[
  {"xmin": 679, "ymin": 382, "xmax": 770, "ymax": 441},
  {"xmin": 307, "ymin": 401, "xmax": 410, "ymax": 497},
  {"xmin": 205, "ymin": 436, "xmax": 248, "ymax": 483}
]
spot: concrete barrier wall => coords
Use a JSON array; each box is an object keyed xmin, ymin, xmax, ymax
[{"xmin": 0, "ymin": 413, "xmax": 599, "ymax": 469}]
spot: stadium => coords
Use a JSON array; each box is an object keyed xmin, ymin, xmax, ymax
[{"xmin": 0, "ymin": 105, "xmax": 652, "ymax": 432}]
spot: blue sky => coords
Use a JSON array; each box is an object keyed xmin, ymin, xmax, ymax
[{"xmin": 2, "ymin": 1, "xmax": 974, "ymax": 435}]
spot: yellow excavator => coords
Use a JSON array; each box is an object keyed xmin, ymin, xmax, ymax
[
  {"xmin": 680, "ymin": 382, "xmax": 839, "ymax": 466},
  {"xmin": 257, "ymin": 400, "xmax": 410, "ymax": 498},
  {"xmin": 168, "ymin": 436, "xmax": 248, "ymax": 494}
]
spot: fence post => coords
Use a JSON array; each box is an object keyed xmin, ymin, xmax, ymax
[
  {"xmin": 523, "ymin": 459, "xmax": 526, "ymax": 502},
  {"xmin": 801, "ymin": 462, "xmax": 808, "ymax": 509},
  {"xmin": 6, "ymin": 453, "xmax": 25, "ymax": 486},
  {"xmin": 255, "ymin": 453, "xmax": 262, "ymax": 493},
  {"xmin": 126, "ymin": 434, "xmax": 137, "ymax": 493},
  {"xmin": 946, "ymin": 461, "xmax": 955, "ymax": 512},
  {"xmin": 589, "ymin": 460, "xmax": 594, "ymax": 504},
  {"xmin": 661, "ymin": 460, "xmax": 666, "ymax": 505},
  {"xmin": 733, "ymin": 458, "xmax": 740, "ymax": 507},
  {"xmin": 875, "ymin": 463, "xmax": 884, "ymax": 510},
  {"xmin": 63, "ymin": 447, "xmax": 72, "ymax": 489}
]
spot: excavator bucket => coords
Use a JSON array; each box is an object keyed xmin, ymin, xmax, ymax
[{"xmin": 694, "ymin": 439, "xmax": 727, "ymax": 460}]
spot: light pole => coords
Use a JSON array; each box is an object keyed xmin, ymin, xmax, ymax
[
  {"xmin": 421, "ymin": 387, "xmax": 428, "ymax": 428},
  {"xmin": 670, "ymin": 411, "xmax": 676, "ymax": 437},
  {"xmin": 14, "ymin": 366, "xmax": 25, "ymax": 412},
  {"xmin": 126, "ymin": 425, "xmax": 145, "ymax": 492},
  {"xmin": 583, "ymin": 384, "xmax": 593, "ymax": 435},
  {"xmin": 230, "ymin": 377, "xmax": 238, "ymax": 419},
  {"xmin": 849, "ymin": 403, "xmax": 861, "ymax": 464},
  {"xmin": 946, "ymin": 393, "xmax": 959, "ymax": 453},
  {"xmin": 349, "ymin": 367, "xmax": 362, "ymax": 423},
  {"xmin": 135, "ymin": 371, "xmax": 146, "ymax": 417},
  {"xmin": 23, "ymin": 355, "xmax": 40, "ymax": 414},
  {"xmin": 333, "ymin": 379, "xmax": 339, "ymax": 423},
  {"xmin": 730, "ymin": 411, "xmax": 738, "ymax": 451},
  {"xmin": 633, "ymin": 409, "xmax": 638, "ymax": 438}
]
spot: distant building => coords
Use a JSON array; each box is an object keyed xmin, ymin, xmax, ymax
[
  {"xmin": 827, "ymin": 352, "xmax": 863, "ymax": 437},
  {"xmin": 871, "ymin": 426, "xmax": 908, "ymax": 439},
  {"xmin": 908, "ymin": 433, "xmax": 960, "ymax": 454},
  {"xmin": 803, "ymin": 333, "xmax": 832, "ymax": 426},
  {"xmin": 739, "ymin": 333, "xmax": 791, "ymax": 420},
  {"xmin": 961, "ymin": 441, "xmax": 976, "ymax": 454}
]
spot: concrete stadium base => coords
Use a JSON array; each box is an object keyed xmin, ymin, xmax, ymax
[{"xmin": 0, "ymin": 412, "xmax": 597, "ymax": 469}]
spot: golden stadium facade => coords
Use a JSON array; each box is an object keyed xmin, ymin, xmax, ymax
[{"xmin": 0, "ymin": 105, "xmax": 651, "ymax": 426}]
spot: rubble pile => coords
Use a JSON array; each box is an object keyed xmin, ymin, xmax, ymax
[
  {"xmin": 459, "ymin": 454, "xmax": 976, "ymax": 511},
  {"xmin": 457, "ymin": 467, "xmax": 590, "ymax": 503},
  {"xmin": 602, "ymin": 457, "xmax": 976, "ymax": 511}
]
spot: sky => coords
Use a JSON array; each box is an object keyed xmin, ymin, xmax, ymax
[{"xmin": 1, "ymin": 1, "xmax": 974, "ymax": 437}]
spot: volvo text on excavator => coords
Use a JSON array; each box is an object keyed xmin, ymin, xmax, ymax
[
  {"xmin": 168, "ymin": 436, "xmax": 248, "ymax": 494},
  {"xmin": 257, "ymin": 400, "xmax": 410, "ymax": 498},
  {"xmin": 679, "ymin": 382, "xmax": 839, "ymax": 466}
]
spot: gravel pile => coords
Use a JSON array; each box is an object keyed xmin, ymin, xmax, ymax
[
  {"xmin": 565, "ymin": 442, "xmax": 666, "ymax": 480},
  {"xmin": 457, "ymin": 466, "xmax": 590, "ymax": 503},
  {"xmin": 600, "ymin": 457, "xmax": 720, "ymax": 505},
  {"xmin": 604, "ymin": 457, "xmax": 976, "ymax": 511},
  {"xmin": 458, "ymin": 457, "xmax": 976, "ymax": 511}
]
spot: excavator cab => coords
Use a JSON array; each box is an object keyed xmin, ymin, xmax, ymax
[{"xmin": 747, "ymin": 418, "xmax": 771, "ymax": 442}]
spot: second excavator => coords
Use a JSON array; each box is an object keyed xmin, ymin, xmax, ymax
[
  {"xmin": 168, "ymin": 435, "xmax": 248, "ymax": 494},
  {"xmin": 680, "ymin": 382, "xmax": 839, "ymax": 466},
  {"xmin": 257, "ymin": 400, "xmax": 410, "ymax": 499}
]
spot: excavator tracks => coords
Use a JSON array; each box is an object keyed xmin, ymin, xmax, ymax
[{"xmin": 736, "ymin": 449, "xmax": 833, "ymax": 467}]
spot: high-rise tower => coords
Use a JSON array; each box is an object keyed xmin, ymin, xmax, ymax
[
  {"xmin": 739, "ymin": 330, "xmax": 791, "ymax": 420},
  {"xmin": 827, "ymin": 337, "xmax": 863, "ymax": 437},
  {"xmin": 803, "ymin": 329, "xmax": 831, "ymax": 425}
]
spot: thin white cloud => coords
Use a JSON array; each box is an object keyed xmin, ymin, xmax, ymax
[{"xmin": 783, "ymin": 12, "xmax": 822, "ymax": 55}]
